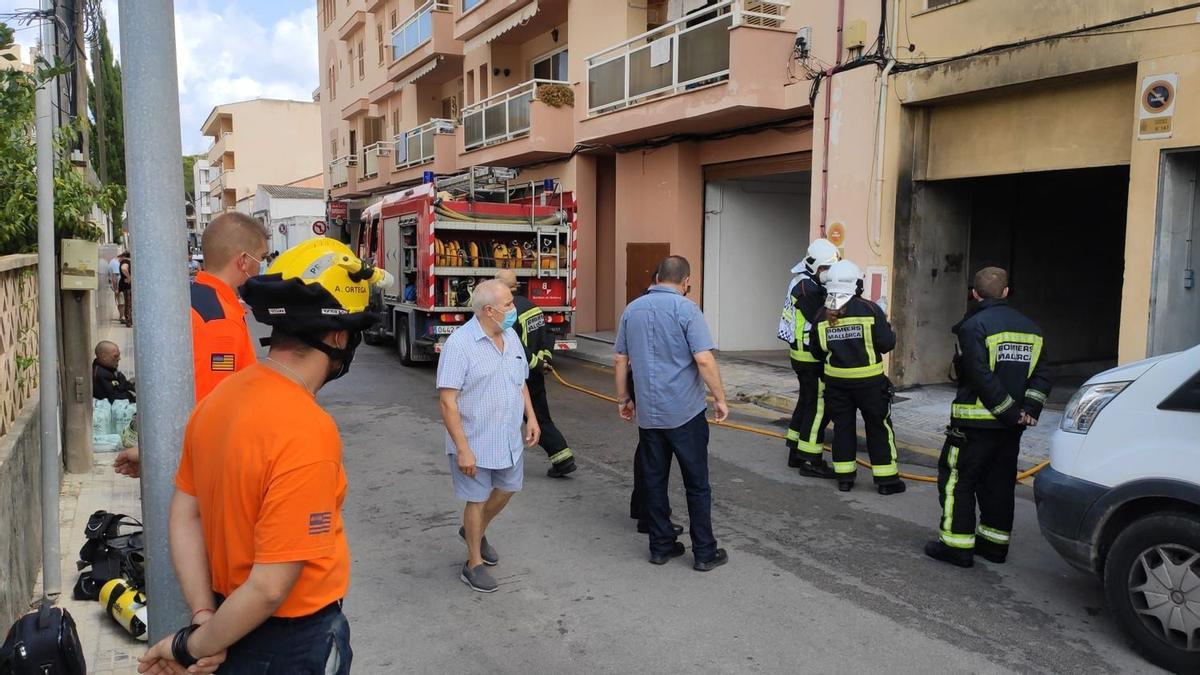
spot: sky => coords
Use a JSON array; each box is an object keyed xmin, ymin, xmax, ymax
[{"xmin": 0, "ymin": 0, "xmax": 319, "ymax": 154}]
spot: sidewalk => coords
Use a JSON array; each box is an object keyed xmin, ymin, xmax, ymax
[
  {"xmin": 564, "ymin": 335, "xmax": 1059, "ymax": 465},
  {"xmin": 32, "ymin": 290, "xmax": 144, "ymax": 674}
]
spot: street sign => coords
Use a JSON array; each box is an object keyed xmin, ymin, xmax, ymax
[
  {"xmin": 312, "ymin": 220, "xmax": 328, "ymax": 236},
  {"xmin": 827, "ymin": 222, "xmax": 846, "ymax": 246},
  {"xmin": 328, "ymin": 201, "xmax": 348, "ymax": 219},
  {"xmin": 1138, "ymin": 73, "xmax": 1177, "ymax": 140}
]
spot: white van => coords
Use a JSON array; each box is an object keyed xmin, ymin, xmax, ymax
[{"xmin": 1035, "ymin": 344, "xmax": 1200, "ymax": 672}]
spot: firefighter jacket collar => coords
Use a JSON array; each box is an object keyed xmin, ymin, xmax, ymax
[
  {"xmin": 952, "ymin": 298, "xmax": 1008, "ymax": 335},
  {"xmin": 194, "ymin": 271, "xmax": 241, "ymax": 308}
]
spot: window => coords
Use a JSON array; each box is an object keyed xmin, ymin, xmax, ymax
[
  {"xmin": 357, "ymin": 39, "xmax": 365, "ymax": 80},
  {"xmin": 1160, "ymin": 371, "xmax": 1200, "ymax": 412},
  {"xmin": 926, "ymin": 0, "xmax": 962, "ymax": 8},
  {"xmin": 329, "ymin": 131, "xmax": 338, "ymax": 158},
  {"xmin": 463, "ymin": 0, "xmax": 484, "ymax": 12},
  {"xmin": 391, "ymin": 109, "xmax": 400, "ymax": 136},
  {"xmin": 377, "ymin": 24, "xmax": 385, "ymax": 64},
  {"xmin": 327, "ymin": 64, "xmax": 337, "ymax": 100},
  {"xmin": 531, "ymin": 47, "xmax": 568, "ymax": 81},
  {"xmin": 321, "ymin": 0, "xmax": 336, "ymax": 27},
  {"xmin": 389, "ymin": 9, "xmax": 398, "ymax": 29}
]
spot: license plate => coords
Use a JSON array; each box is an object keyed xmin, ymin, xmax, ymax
[{"xmin": 433, "ymin": 325, "xmax": 459, "ymax": 335}]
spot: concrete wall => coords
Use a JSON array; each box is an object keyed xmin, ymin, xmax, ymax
[
  {"xmin": 1150, "ymin": 149, "xmax": 1200, "ymax": 354},
  {"xmin": 0, "ymin": 401, "xmax": 41, "ymax": 627},
  {"xmin": 703, "ymin": 174, "xmax": 810, "ymax": 351}
]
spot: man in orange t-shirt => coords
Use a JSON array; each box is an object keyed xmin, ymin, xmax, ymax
[{"xmin": 139, "ymin": 239, "xmax": 391, "ymax": 674}]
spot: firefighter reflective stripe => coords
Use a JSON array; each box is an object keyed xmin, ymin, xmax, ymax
[
  {"xmin": 940, "ymin": 531, "xmax": 976, "ymax": 549},
  {"xmin": 952, "ymin": 401, "xmax": 996, "ymax": 421},
  {"xmin": 976, "ymin": 524, "xmax": 1010, "ymax": 544},
  {"xmin": 1025, "ymin": 389, "xmax": 1047, "ymax": 403},
  {"xmin": 790, "ymin": 344, "xmax": 820, "ymax": 363},
  {"xmin": 832, "ymin": 460, "xmax": 857, "ymax": 475},
  {"xmin": 797, "ymin": 378, "xmax": 826, "ymax": 457},
  {"xmin": 941, "ymin": 444, "xmax": 962, "ymax": 536},
  {"xmin": 824, "ymin": 362, "xmax": 885, "ymax": 379},
  {"xmin": 518, "ymin": 306, "xmax": 543, "ymax": 369},
  {"xmin": 871, "ymin": 413, "xmax": 899, "ymax": 477},
  {"xmin": 990, "ymin": 395, "xmax": 1015, "ymax": 417},
  {"xmin": 786, "ymin": 429, "xmax": 801, "ymax": 442},
  {"xmin": 985, "ymin": 331, "xmax": 1044, "ymax": 376},
  {"xmin": 548, "ymin": 448, "xmax": 573, "ymax": 464},
  {"xmin": 789, "ymin": 306, "xmax": 819, "ymax": 363}
]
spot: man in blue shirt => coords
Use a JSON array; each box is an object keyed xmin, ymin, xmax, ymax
[{"xmin": 614, "ymin": 256, "xmax": 730, "ymax": 572}]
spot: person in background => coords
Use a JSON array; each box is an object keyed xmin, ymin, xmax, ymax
[
  {"xmin": 117, "ymin": 253, "xmax": 132, "ymax": 326},
  {"xmin": 92, "ymin": 340, "xmax": 135, "ymax": 403},
  {"xmin": 113, "ymin": 213, "xmax": 268, "ymax": 480},
  {"xmin": 437, "ymin": 279, "xmax": 541, "ymax": 593},
  {"xmin": 108, "ymin": 253, "xmax": 124, "ymax": 322},
  {"xmin": 615, "ymin": 255, "xmax": 730, "ymax": 572}
]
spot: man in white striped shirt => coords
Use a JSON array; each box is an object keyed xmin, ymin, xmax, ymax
[{"xmin": 438, "ymin": 279, "xmax": 541, "ymax": 593}]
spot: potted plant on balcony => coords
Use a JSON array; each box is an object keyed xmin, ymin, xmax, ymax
[{"xmin": 535, "ymin": 83, "xmax": 574, "ymax": 108}]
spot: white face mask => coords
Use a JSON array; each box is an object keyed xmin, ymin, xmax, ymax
[{"xmin": 825, "ymin": 292, "xmax": 852, "ymax": 310}]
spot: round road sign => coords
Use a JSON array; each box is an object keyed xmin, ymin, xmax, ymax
[
  {"xmin": 1142, "ymin": 80, "xmax": 1174, "ymax": 113},
  {"xmin": 827, "ymin": 222, "xmax": 846, "ymax": 247},
  {"xmin": 312, "ymin": 220, "xmax": 327, "ymax": 236}
]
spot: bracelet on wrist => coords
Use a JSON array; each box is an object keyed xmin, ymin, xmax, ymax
[
  {"xmin": 171, "ymin": 624, "xmax": 200, "ymax": 668},
  {"xmin": 191, "ymin": 608, "xmax": 214, "ymax": 623}
]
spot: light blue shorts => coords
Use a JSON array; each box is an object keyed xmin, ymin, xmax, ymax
[{"xmin": 449, "ymin": 452, "xmax": 524, "ymax": 502}]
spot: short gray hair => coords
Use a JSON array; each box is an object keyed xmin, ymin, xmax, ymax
[{"xmin": 470, "ymin": 279, "xmax": 506, "ymax": 314}]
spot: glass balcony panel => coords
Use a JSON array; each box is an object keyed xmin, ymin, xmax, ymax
[
  {"xmin": 628, "ymin": 43, "xmax": 672, "ymax": 98},
  {"xmin": 677, "ymin": 15, "xmax": 731, "ymax": 83},
  {"xmin": 482, "ymin": 102, "xmax": 506, "ymax": 142},
  {"xmin": 588, "ymin": 57, "xmax": 625, "ymax": 110}
]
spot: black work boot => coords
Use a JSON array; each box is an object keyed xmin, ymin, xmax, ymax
[
  {"xmin": 974, "ymin": 539, "xmax": 1008, "ymax": 564},
  {"xmin": 797, "ymin": 458, "xmax": 837, "ymax": 479},
  {"xmin": 786, "ymin": 445, "xmax": 804, "ymax": 468},
  {"xmin": 836, "ymin": 479, "xmax": 855, "ymax": 492},
  {"xmin": 547, "ymin": 458, "xmax": 576, "ymax": 478},
  {"xmin": 924, "ymin": 541, "xmax": 974, "ymax": 568},
  {"xmin": 876, "ymin": 480, "xmax": 907, "ymax": 496}
]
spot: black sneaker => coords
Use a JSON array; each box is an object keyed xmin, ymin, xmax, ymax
[
  {"xmin": 837, "ymin": 480, "xmax": 855, "ymax": 492},
  {"xmin": 798, "ymin": 458, "xmax": 837, "ymax": 479},
  {"xmin": 876, "ymin": 481, "xmax": 907, "ymax": 496},
  {"xmin": 693, "ymin": 548, "xmax": 729, "ymax": 572},
  {"xmin": 637, "ymin": 521, "xmax": 685, "ymax": 536},
  {"xmin": 924, "ymin": 541, "xmax": 974, "ymax": 568},
  {"xmin": 649, "ymin": 542, "xmax": 686, "ymax": 565},
  {"xmin": 547, "ymin": 459, "xmax": 577, "ymax": 478}
]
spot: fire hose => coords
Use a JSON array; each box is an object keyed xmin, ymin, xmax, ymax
[{"xmin": 547, "ymin": 367, "xmax": 1049, "ymax": 484}]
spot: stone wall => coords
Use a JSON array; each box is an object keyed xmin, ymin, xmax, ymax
[{"xmin": 0, "ymin": 400, "xmax": 42, "ymax": 627}]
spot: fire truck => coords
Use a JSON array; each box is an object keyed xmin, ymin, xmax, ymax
[{"xmin": 355, "ymin": 167, "xmax": 578, "ymax": 365}]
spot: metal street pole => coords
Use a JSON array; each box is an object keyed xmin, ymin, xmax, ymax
[
  {"xmin": 35, "ymin": 0, "xmax": 61, "ymax": 600},
  {"xmin": 117, "ymin": 0, "xmax": 193, "ymax": 641}
]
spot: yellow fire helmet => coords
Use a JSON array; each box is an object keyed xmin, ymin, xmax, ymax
[{"xmin": 241, "ymin": 238, "xmax": 395, "ymax": 336}]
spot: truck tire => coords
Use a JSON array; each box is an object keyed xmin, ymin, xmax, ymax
[
  {"xmin": 362, "ymin": 326, "xmax": 385, "ymax": 346},
  {"xmin": 1104, "ymin": 512, "xmax": 1200, "ymax": 673},
  {"xmin": 396, "ymin": 315, "xmax": 415, "ymax": 366}
]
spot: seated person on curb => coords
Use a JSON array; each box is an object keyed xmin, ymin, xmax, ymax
[
  {"xmin": 93, "ymin": 340, "xmax": 136, "ymax": 403},
  {"xmin": 138, "ymin": 239, "xmax": 391, "ymax": 674}
]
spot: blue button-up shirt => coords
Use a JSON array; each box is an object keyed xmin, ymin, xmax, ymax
[
  {"xmin": 436, "ymin": 317, "xmax": 528, "ymax": 469},
  {"xmin": 615, "ymin": 286, "xmax": 716, "ymax": 429}
]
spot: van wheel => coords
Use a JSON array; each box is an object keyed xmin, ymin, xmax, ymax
[
  {"xmin": 1104, "ymin": 513, "xmax": 1200, "ymax": 672},
  {"xmin": 396, "ymin": 316, "xmax": 415, "ymax": 366}
]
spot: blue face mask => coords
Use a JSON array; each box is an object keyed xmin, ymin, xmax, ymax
[{"xmin": 492, "ymin": 306, "xmax": 517, "ymax": 330}]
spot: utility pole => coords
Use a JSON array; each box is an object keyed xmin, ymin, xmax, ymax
[
  {"xmin": 117, "ymin": 0, "xmax": 193, "ymax": 642},
  {"xmin": 36, "ymin": 0, "xmax": 62, "ymax": 600},
  {"xmin": 91, "ymin": 37, "xmax": 107, "ymax": 185}
]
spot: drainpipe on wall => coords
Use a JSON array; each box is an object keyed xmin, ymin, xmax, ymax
[
  {"xmin": 818, "ymin": 0, "xmax": 846, "ymax": 237},
  {"xmin": 869, "ymin": 0, "xmax": 902, "ymax": 257}
]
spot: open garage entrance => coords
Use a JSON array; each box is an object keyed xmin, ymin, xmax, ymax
[
  {"xmin": 893, "ymin": 165, "xmax": 1129, "ymax": 390},
  {"xmin": 701, "ymin": 169, "xmax": 811, "ymax": 356}
]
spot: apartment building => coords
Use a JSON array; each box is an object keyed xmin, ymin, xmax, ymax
[
  {"xmin": 200, "ymin": 98, "xmax": 324, "ymax": 214},
  {"xmin": 807, "ymin": 0, "xmax": 1200, "ymax": 385},
  {"xmin": 192, "ymin": 158, "xmax": 217, "ymax": 236},
  {"xmin": 319, "ymin": 0, "xmax": 809, "ymax": 350}
]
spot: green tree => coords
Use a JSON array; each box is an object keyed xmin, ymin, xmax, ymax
[
  {"xmin": 87, "ymin": 15, "xmax": 126, "ymax": 231},
  {"xmin": 182, "ymin": 153, "xmax": 202, "ymax": 203},
  {"xmin": 0, "ymin": 22, "xmax": 111, "ymax": 255}
]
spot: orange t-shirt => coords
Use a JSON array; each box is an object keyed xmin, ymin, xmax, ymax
[
  {"xmin": 190, "ymin": 271, "xmax": 257, "ymax": 402},
  {"xmin": 175, "ymin": 363, "xmax": 349, "ymax": 618}
]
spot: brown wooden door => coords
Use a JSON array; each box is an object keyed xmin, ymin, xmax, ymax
[{"xmin": 626, "ymin": 242, "xmax": 670, "ymax": 304}]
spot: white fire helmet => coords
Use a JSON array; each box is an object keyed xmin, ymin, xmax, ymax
[
  {"xmin": 791, "ymin": 238, "xmax": 841, "ymax": 275},
  {"xmin": 824, "ymin": 260, "xmax": 862, "ymax": 311}
]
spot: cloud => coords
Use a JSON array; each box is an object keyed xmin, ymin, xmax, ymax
[{"xmin": 172, "ymin": 1, "xmax": 317, "ymax": 153}]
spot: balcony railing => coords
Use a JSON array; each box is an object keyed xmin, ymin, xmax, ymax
[
  {"xmin": 395, "ymin": 118, "xmax": 456, "ymax": 169},
  {"xmin": 362, "ymin": 142, "xmax": 391, "ymax": 178},
  {"xmin": 330, "ymin": 156, "xmax": 357, "ymax": 187},
  {"xmin": 392, "ymin": 0, "xmax": 449, "ymax": 61},
  {"xmin": 585, "ymin": 0, "xmax": 788, "ymax": 115},
  {"xmin": 462, "ymin": 79, "xmax": 569, "ymax": 151}
]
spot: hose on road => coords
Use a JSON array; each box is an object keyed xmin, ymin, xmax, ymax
[{"xmin": 548, "ymin": 366, "xmax": 1049, "ymax": 484}]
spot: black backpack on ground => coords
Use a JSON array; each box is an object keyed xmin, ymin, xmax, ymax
[
  {"xmin": 73, "ymin": 511, "xmax": 145, "ymax": 601},
  {"xmin": 0, "ymin": 604, "xmax": 86, "ymax": 675}
]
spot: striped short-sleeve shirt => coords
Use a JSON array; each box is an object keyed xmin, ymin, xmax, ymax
[{"xmin": 436, "ymin": 317, "xmax": 528, "ymax": 469}]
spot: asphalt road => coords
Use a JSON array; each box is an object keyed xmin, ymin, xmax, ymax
[{"xmin": 315, "ymin": 343, "xmax": 1161, "ymax": 674}]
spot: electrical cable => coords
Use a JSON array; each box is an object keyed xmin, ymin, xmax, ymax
[{"xmin": 548, "ymin": 366, "xmax": 1050, "ymax": 483}]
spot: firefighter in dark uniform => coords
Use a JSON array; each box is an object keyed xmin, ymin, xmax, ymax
[
  {"xmin": 497, "ymin": 270, "xmax": 576, "ymax": 477},
  {"xmin": 779, "ymin": 239, "xmax": 840, "ymax": 477},
  {"xmin": 808, "ymin": 260, "xmax": 905, "ymax": 495},
  {"xmin": 925, "ymin": 267, "xmax": 1052, "ymax": 568}
]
